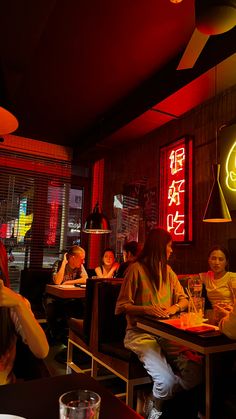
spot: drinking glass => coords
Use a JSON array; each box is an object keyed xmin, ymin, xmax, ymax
[
  {"xmin": 59, "ymin": 389, "xmax": 101, "ymax": 419},
  {"xmin": 188, "ymin": 297, "xmax": 205, "ymax": 326},
  {"xmin": 188, "ymin": 276, "xmax": 202, "ymax": 298},
  {"xmin": 179, "ymin": 312, "xmax": 190, "ymax": 328}
]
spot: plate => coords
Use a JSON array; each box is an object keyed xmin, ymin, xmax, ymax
[{"xmin": 0, "ymin": 415, "xmax": 26, "ymax": 419}]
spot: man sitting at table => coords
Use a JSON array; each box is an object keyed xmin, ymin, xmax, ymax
[
  {"xmin": 52, "ymin": 245, "xmax": 88, "ymax": 285},
  {"xmin": 44, "ymin": 246, "xmax": 88, "ymax": 344}
]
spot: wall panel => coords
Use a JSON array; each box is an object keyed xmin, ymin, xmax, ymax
[{"xmin": 104, "ymin": 85, "xmax": 236, "ymax": 274}]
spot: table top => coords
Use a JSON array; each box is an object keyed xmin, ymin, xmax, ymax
[
  {"xmin": 136, "ymin": 315, "xmax": 236, "ymax": 355},
  {"xmin": 0, "ymin": 373, "xmax": 142, "ymax": 419},
  {"xmin": 46, "ymin": 284, "xmax": 86, "ymax": 299}
]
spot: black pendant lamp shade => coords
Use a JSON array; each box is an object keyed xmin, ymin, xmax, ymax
[
  {"xmin": 83, "ymin": 202, "xmax": 112, "ymax": 234},
  {"xmin": 203, "ymin": 164, "xmax": 231, "ymax": 222}
]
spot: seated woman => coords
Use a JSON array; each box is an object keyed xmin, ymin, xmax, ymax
[
  {"xmin": 116, "ymin": 227, "xmax": 203, "ymax": 419},
  {"xmin": 0, "ymin": 242, "xmax": 49, "ymax": 385},
  {"xmin": 199, "ymin": 245, "xmax": 236, "ymax": 311},
  {"xmin": 95, "ymin": 248, "xmax": 119, "ymax": 278}
]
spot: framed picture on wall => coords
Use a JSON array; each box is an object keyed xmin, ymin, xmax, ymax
[{"xmin": 159, "ymin": 136, "xmax": 193, "ymax": 243}]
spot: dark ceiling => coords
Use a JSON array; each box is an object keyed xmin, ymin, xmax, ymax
[{"xmin": 0, "ymin": 0, "xmax": 236, "ymax": 155}]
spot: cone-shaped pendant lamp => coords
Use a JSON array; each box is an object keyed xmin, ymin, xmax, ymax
[
  {"xmin": 203, "ymin": 163, "xmax": 231, "ymax": 222},
  {"xmin": 83, "ymin": 202, "xmax": 112, "ymax": 234},
  {"xmin": 203, "ymin": 65, "xmax": 231, "ymax": 223}
]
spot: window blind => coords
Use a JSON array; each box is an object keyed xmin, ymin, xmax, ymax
[{"xmin": 0, "ymin": 148, "xmax": 72, "ymax": 273}]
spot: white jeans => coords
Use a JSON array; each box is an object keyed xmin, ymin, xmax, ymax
[{"xmin": 124, "ymin": 329, "xmax": 203, "ymax": 400}]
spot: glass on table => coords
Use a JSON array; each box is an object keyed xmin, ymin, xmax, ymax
[
  {"xmin": 188, "ymin": 297, "xmax": 205, "ymax": 326},
  {"xmin": 187, "ymin": 276, "xmax": 203, "ymax": 298},
  {"xmin": 59, "ymin": 389, "xmax": 101, "ymax": 419},
  {"xmin": 179, "ymin": 312, "xmax": 190, "ymax": 328}
]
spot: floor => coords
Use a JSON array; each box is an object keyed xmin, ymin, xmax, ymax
[{"xmin": 44, "ymin": 343, "xmax": 68, "ymax": 377}]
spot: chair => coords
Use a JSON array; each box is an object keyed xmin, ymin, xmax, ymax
[{"xmin": 90, "ymin": 280, "xmax": 152, "ymax": 408}]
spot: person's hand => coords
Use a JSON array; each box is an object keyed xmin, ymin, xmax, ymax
[
  {"xmin": 166, "ymin": 305, "xmax": 179, "ymax": 316},
  {"xmin": 214, "ymin": 303, "xmax": 233, "ymax": 320},
  {"xmin": 63, "ymin": 252, "xmax": 68, "ymax": 264},
  {"xmin": 112, "ymin": 262, "xmax": 120, "ymax": 271},
  {"xmin": 145, "ymin": 304, "xmax": 169, "ymax": 318},
  {"xmin": 0, "ymin": 279, "xmax": 22, "ymax": 308}
]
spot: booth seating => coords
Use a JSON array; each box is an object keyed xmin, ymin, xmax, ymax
[
  {"xmin": 177, "ymin": 273, "xmax": 197, "ymax": 288},
  {"xmin": 20, "ymin": 268, "xmax": 52, "ymax": 324},
  {"xmin": 67, "ymin": 279, "xmax": 151, "ymax": 409},
  {"xmin": 67, "ymin": 278, "xmax": 104, "ymax": 375},
  {"xmin": 93, "ymin": 281, "xmax": 152, "ymax": 407}
]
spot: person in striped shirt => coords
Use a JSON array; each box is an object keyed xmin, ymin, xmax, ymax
[{"xmin": 115, "ymin": 227, "xmax": 203, "ymax": 419}]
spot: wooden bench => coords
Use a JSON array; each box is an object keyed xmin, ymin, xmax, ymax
[{"xmin": 67, "ymin": 279, "xmax": 151, "ymax": 408}]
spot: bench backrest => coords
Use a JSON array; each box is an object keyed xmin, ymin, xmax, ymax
[{"xmin": 96, "ymin": 280, "xmax": 126, "ymax": 345}]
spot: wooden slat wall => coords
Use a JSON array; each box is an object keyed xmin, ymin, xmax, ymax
[{"xmin": 103, "ymin": 85, "xmax": 236, "ymax": 274}]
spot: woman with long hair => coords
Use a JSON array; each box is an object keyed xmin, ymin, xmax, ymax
[
  {"xmin": 0, "ymin": 241, "xmax": 49, "ymax": 385},
  {"xmin": 95, "ymin": 248, "xmax": 119, "ymax": 278},
  {"xmin": 200, "ymin": 245, "xmax": 236, "ymax": 308},
  {"xmin": 116, "ymin": 227, "xmax": 203, "ymax": 419}
]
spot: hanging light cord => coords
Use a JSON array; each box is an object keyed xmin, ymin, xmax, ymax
[
  {"xmin": 215, "ymin": 65, "xmax": 218, "ymax": 165},
  {"xmin": 214, "ymin": 65, "xmax": 227, "ymax": 164}
]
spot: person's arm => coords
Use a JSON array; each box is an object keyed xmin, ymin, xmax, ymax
[
  {"xmin": 53, "ymin": 254, "xmax": 68, "ymax": 284},
  {"xmin": 165, "ymin": 267, "xmax": 189, "ymax": 315},
  {"xmin": 0, "ymin": 279, "xmax": 49, "ymax": 359},
  {"xmin": 107, "ymin": 262, "xmax": 120, "ymax": 278},
  {"xmin": 63, "ymin": 265, "xmax": 88, "ymax": 285},
  {"xmin": 122, "ymin": 302, "xmax": 170, "ymax": 318},
  {"xmin": 115, "ymin": 265, "xmax": 169, "ymax": 318},
  {"xmin": 219, "ymin": 303, "xmax": 236, "ymax": 340},
  {"xmin": 95, "ymin": 266, "xmax": 103, "ymax": 278}
]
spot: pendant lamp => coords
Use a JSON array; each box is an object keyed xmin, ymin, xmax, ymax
[
  {"xmin": 203, "ymin": 163, "xmax": 231, "ymax": 222},
  {"xmin": 0, "ymin": 106, "xmax": 19, "ymax": 135},
  {"xmin": 83, "ymin": 202, "xmax": 112, "ymax": 234},
  {"xmin": 203, "ymin": 65, "xmax": 231, "ymax": 223}
]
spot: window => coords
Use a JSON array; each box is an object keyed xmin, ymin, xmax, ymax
[{"xmin": 0, "ymin": 148, "xmax": 83, "ymax": 275}]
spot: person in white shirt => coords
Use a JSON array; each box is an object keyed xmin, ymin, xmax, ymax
[
  {"xmin": 45, "ymin": 246, "xmax": 88, "ymax": 343},
  {"xmin": 52, "ymin": 246, "xmax": 88, "ymax": 285},
  {"xmin": 199, "ymin": 245, "xmax": 236, "ymax": 310}
]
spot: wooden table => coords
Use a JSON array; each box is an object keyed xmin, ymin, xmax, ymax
[
  {"xmin": 0, "ymin": 373, "xmax": 142, "ymax": 419},
  {"xmin": 136, "ymin": 316, "xmax": 236, "ymax": 419},
  {"xmin": 46, "ymin": 284, "xmax": 86, "ymax": 299}
]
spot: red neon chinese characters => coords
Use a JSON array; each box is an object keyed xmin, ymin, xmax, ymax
[{"xmin": 159, "ymin": 137, "xmax": 193, "ymax": 242}]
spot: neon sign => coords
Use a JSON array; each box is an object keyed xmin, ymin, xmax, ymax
[
  {"xmin": 225, "ymin": 141, "xmax": 236, "ymax": 191},
  {"xmin": 159, "ymin": 137, "xmax": 193, "ymax": 242}
]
